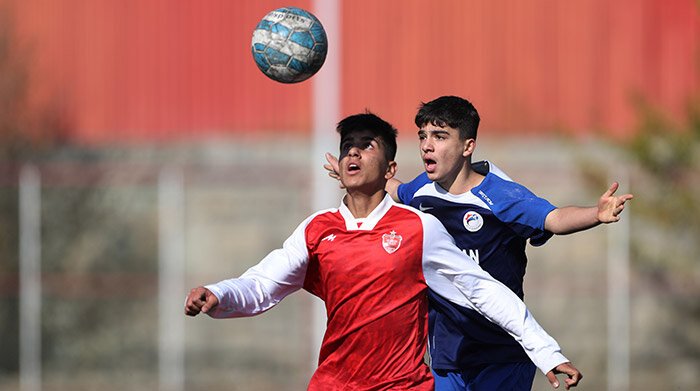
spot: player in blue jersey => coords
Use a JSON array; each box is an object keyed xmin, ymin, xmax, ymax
[{"xmin": 325, "ymin": 96, "xmax": 632, "ymax": 390}]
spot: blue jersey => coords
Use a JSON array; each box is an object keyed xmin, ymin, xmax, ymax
[{"xmin": 397, "ymin": 161, "xmax": 557, "ymax": 370}]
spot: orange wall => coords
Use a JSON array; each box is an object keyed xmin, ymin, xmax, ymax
[
  {"xmin": 6, "ymin": 0, "xmax": 699, "ymax": 143},
  {"xmin": 342, "ymin": 0, "xmax": 700, "ymax": 138}
]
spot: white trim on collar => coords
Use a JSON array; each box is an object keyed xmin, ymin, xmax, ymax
[{"xmin": 338, "ymin": 193, "xmax": 394, "ymax": 231}]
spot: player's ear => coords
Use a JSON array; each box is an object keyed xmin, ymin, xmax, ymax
[
  {"xmin": 463, "ymin": 138, "xmax": 476, "ymax": 157},
  {"xmin": 385, "ymin": 160, "xmax": 397, "ymax": 180}
]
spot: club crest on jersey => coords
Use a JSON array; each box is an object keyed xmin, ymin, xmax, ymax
[
  {"xmin": 463, "ymin": 211, "xmax": 483, "ymax": 232},
  {"xmin": 382, "ymin": 230, "xmax": 402, "ymax": 254}
]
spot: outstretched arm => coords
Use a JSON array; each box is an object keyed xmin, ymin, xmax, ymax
[
  {"xmin": 184, "ymin": 217, "xmax": 311, "ymax": 319},
  {"xmin": 545, "ymin": 182, "xmax": 633, "ymax": 235},
  {"xmin": 324, "ymin": 152, "xmax": 403, "ymax": 201}
]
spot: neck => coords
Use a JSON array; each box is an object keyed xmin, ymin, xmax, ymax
[
  {"xmin": 343, "ymin": 188, "xmax": 386, "ymax": 218},
  {"xmin": 438, "ymin": 163, "xmax": 485, "ymax": 194}
]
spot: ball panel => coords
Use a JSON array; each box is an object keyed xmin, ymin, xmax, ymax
[
  {"xmin": 267, "ymin": 38, "xmax": 312, "ymax": 62},
  {"xmin": 251, "ymin": 29, "xmax": 272, "ymax": 48},
  {"xmin": 289, "ymin": 31, "xmax": 315, "ymax": 49},
  {"xmin": 263, "ymin": 47, "xmax": 291, "ymax": 66},
  {"xmin": 270, "ymin": 23, "xmax": 291, "ymax": 39},
  {"xmin": 252, "ymin": 50, "xmax": 271, "ymax": 71},
  {"xmin": 256, "ymin": 19, "xmax": 273, "ymax": 31},
  {"xmin": 309, "ymin": 24, "xmax": 326, "ymax": 43},
  {"xmin": 287, "ymin": 58, "xmax": 307, "ymax": 74}
]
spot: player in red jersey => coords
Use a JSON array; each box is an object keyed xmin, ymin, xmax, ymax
[{"xmin": 185, "ymin": 113, "xmax": 582, "ymax": 390}]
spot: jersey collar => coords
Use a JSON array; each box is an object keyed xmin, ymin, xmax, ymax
[{"xmin": 339, "ymin": 193, "xmax": 394, "ymax": 231}]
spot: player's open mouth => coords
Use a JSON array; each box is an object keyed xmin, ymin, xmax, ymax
[
  {"xmin": 348, "ymin": 163, "xmax": 360, "ymax": 172},
  {"xmin": 423, "ymin": 159, "xmax": 436, "ymax": 173}
]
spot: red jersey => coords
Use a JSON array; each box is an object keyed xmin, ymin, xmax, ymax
[{"xmin": 302, "ymin": 199, "xmax": 432, "ymax": 390}]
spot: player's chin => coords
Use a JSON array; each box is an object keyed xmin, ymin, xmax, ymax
[{"xmin": 424, "ymin": 169, "xmax": 440, "ymax": 180}]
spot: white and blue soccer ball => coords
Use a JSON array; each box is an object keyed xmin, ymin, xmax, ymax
[{"xmin": 251, "ymin": 7, "xmax": 328, "ymax": 83}]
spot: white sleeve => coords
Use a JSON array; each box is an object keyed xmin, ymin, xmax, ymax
[
  {"xmin": 419, "ymin": 212, "xmax": 569, "ymax": 374},
  {"xmin": 203, "ymin": 216, "xmax": 311, "ymax": 318}
]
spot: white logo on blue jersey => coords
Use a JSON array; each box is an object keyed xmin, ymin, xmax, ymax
[
  {"xmin": 463, "ymin": 211, "xmax": 483, "ymax": 232},
  {"xmin": 418, "ymin": 203, "xmax": 434, "ymax": 212},
  {"xmin": 477, "ymin": 190, "xmax": 493, "ymax": 206},
  {"xmin": 462, "ymin": 248, "xmax": 480, "ymax": 264}
]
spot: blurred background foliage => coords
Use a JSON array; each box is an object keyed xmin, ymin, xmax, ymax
[
  {"xmin": 580, "ymin": 90, "xmax": 700, "ymax": 383},
  {"xmin": 625, "ymin": 95, "xmax": 700, "ymax": 371}
]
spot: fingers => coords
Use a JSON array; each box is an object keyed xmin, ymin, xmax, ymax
[
  {"xmin": 599, "ymin": 181, "xmax": 634, "ymax": 222},
  {"xmin": 201, "ymin": 291, "xmax": 219, "ymax": 314},
  {"xmin": 323, "ymin": 164, "xmax": 340, "ymax": 180},
  {"xmin": 613, "ymin": 204, "xmax": 625, "ymax": 217},
  {"xmin": 325, "ymin": 152, "xmax": 339, "ymax": 171},
  {"xmin": 546, "ymin": 371, "xmax": 560, "ymax": 389},
  {"xmin": 323, "ymin": 152, "xmax": 346, "ymax": 189},
  {"xmin": 604, "ymin": 182, "xmax": 619, "ymax": 197},
  {"xmin": 184, "ymin": 287, "xmax": 213, "ymax": 316},
  {"xmin": 324, "ymin": 153, "xmax": 341, "ymax": 182},
  {"xmin": 565, "ymin": 374, "xmax": 582, "ymax": 389},
  {"xmin": 551, "ymin": 363, "xmax": 582, "ymax": 390},
  {"xmin": 605, "ymin": 182, "xmax": 634, "ymax": 205},
  {"xmin": 563, "ymin": 370, "xmax": 582, "ymax": 389},
  {"xmin": 184, "ymin": 290, "xmax": 202, "ymax": 316},
  {"xmin": 612, "ymin": 194, "xmax": 634, "ymax": 216}
]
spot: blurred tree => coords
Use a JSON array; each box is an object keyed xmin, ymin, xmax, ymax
[
  {"xmin": 580, "ymin": 93, "xmax": 700, "ymax": 389},
  {"xmin": 626, "ymin": 95, "xmax": 699, "ymax": 383}
]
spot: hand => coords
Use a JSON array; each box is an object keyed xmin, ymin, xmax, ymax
[
  {"xmin": 597, "ymin": 182, "xmax": 634, "ymax": 223},
  {"xmin": 546, "ymin": 362, "xmax": 582, "ymax": 389},
  {"xmin": 323, "ymin": 153, "xmax": 344, "ymax": 189},
  {"xmin": 184, "ymin": 286, "xmax": 219, "ymax": 316}
]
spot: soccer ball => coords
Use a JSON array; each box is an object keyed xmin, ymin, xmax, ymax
[{"xmin": 251, "ymin": 7, "xmax": 328, "ymax": 83}]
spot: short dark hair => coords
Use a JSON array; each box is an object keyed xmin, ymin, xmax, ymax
[
  {"xmin": 336, "ymin": 112, "xmax": 398, "ymax": 161},
  {"xmin": 414, "ymin": 96, "xmax": 480, "ymax": 140}
]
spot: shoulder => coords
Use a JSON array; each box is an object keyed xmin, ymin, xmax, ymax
[
  {"xmin": 481, "ymin": 160, "xmax": 513, "ymax": 181},
  {"xmin": 306, "ymin": 207, "xmax": 341, "ymax": 224},
  {"xmin": 475, "ymin": 173, "xmax": 556, "ymax": 228},
  {"xmin": 391, "ymin": 203, "xmax": 446, "ymax": 232},
  {"xmin": 475, "ymin": 173, "xmax": 540, "ymax": 205},
  {"xmin": 397, "ymin": 172, "xmax": 431, "ymax": 203},
  {"xmin": 299, "ymin": 207, "xmax": 342, "ymax": 237}
]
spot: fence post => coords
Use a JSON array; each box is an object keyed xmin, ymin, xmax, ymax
[
  {"xmin": 19, "ymin": 164, "xmax": 42, "ymax": 391},
  {"xmin": 158, "ymin": 167, "xmax": 186, "ymax": 391},
  {"xmin": 607, "ymin": 169, "xmax": 630, "ymax": 391},
  {"xmin": 310, "ymin": 0, "xmax": 341, "ymax": 376}
]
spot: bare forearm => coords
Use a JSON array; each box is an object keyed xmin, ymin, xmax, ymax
[
  {"xmin": 544, "ymin": 206, "xmax": 600, "ymax": 235},
  {"xmin": 386, "ymin": 178, "xmax": 402, "ymax": 202}
]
